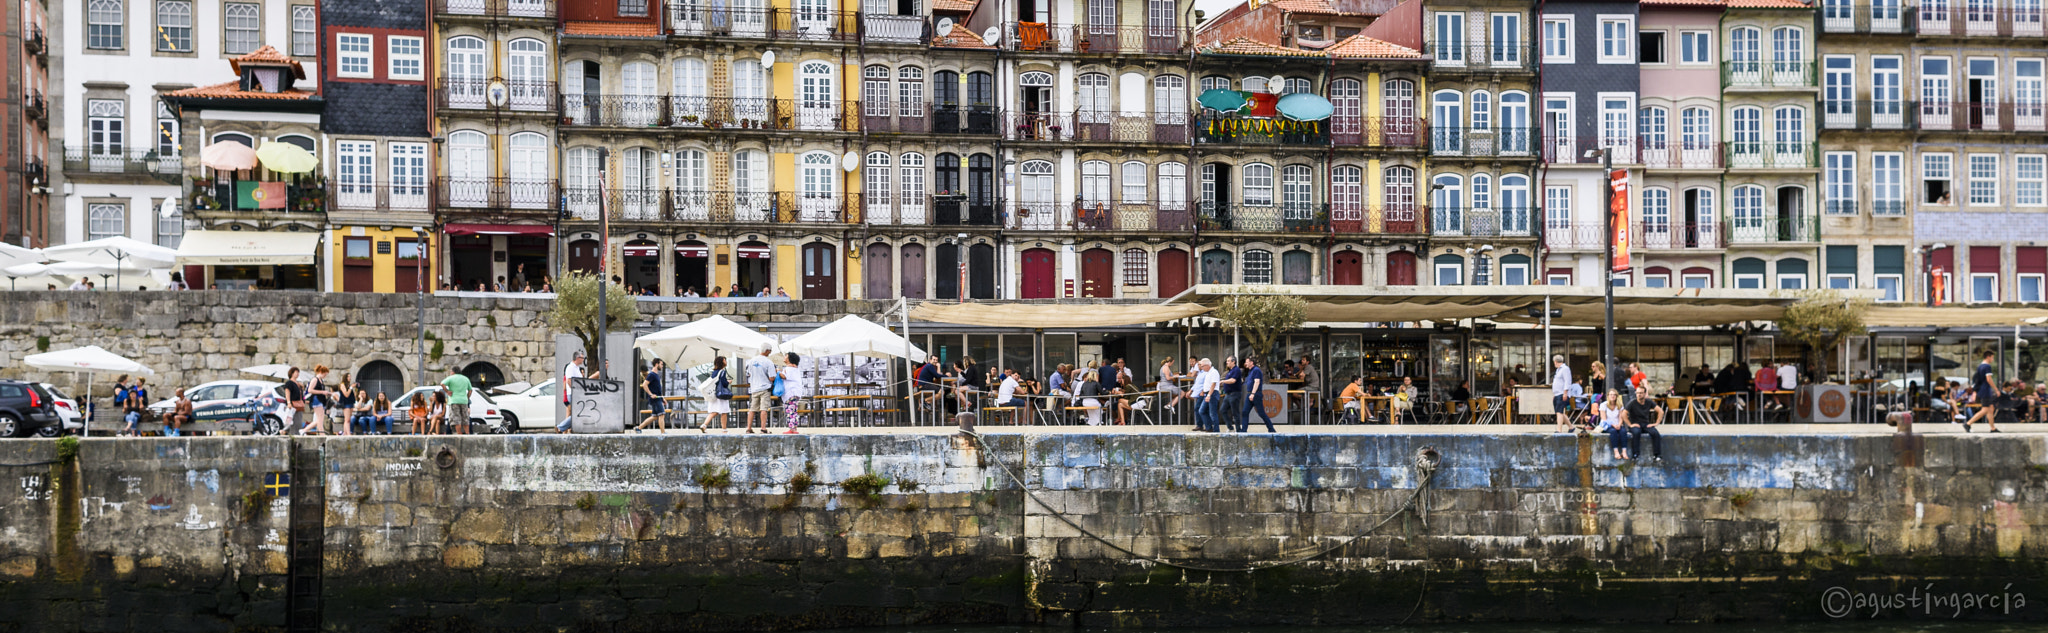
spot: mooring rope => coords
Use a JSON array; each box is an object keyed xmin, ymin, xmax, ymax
[{"xmin": 963, "ymin": 429, "xmax": 1440, "ymax": 574}]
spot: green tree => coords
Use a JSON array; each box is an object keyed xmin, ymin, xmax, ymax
[
  {"xmin": 1211, "ymin": 295, "xmax": 1308, "ymax": 362},
  {"xmin": 545, "ymin": 271, "xmax": 641, "ymax": 361},
  {"xmin": 1776, "ymin": 289, "xmax": 1870, "ymax": 381}
]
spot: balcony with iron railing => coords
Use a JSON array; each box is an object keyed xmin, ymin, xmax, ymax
[
  {"xmin": 1329, "ymin": 206, "xmax": 1425, "ymax": 235},
  {"xmin": 561, "ymin": 188, "xmax": 862, "ymax": 224},
  {"xmin": 864, "ymin": 194, "xmax": 1002, "ymax": 226},
  {"xmin": 1194, "ymin": 202, "xmax": 1329, "ymax": 233},
  {"xmin": 60, "ymin": 143, "xmax": 181, "ymax": 180},
  {"xmin": 1917, "ymin": 101, "xmax": 2048, "ymax": 133},
  {"xmin": 1545, "ymin": 221, "xmax": 1725, "ymax": 251},
  {"xmin": 1002, "ymin": 23, "xmax": 1189, "ymax": 56},
  {"xmin": 1005, "ymin": 111, "xmax": 1191, "ymax": 143},
  {"xmin": 1726, "ymin": 141, "xmax": 1818, "ymax": 169},
  {"xmin": 1723, "ymin": 61, "xmax": 1817, "ymax": 89},
  {"xmin": 1821, "ymin": 99, "xmax": 1919, "ymax": 130},
  {"xmin": 436, "ymin": 0, "xmax": 555, "ymax": 19},
  {"xmin": 1430, "ymin": 207, "xmax": 1535, "ymax": 238},
  {"xmin": 1423, "ymin": 42, "xmax": 1535, "ymax": 73},
  {"xmin": 333, "ymin": 183, "xmax": 432, "ymax": 212},
  {"xmin": 1195, "ymin": 113, "xmax": 1330, "ymax": 147},
  {"xmin": 1541, "ymin": 135, "xmax": 1640, "ymax": 165},
  {"xmin": 560, "ymin": 95, "xmax": 860, "ymax": 132},
  {"xmin": 1820, "ymin": 5, "xmax": 1917, "ymax": 34},
  {"xmin": 438, "ymin": 177, "xmax": 557, "ymax": 215},
  {"xmin": 1639, "ymin": 140, "xmax": 1724, "ymax": 169},
  {"xmin": 1915, "ymin": 5, "xmax": 2047, "ymax": 37},
  {"xmin": 25, "ymin": 91, "xmax": 45, "ymax": 125},
  {"xmin": 864, "ymin": 103, "xmax": 1002, "ymax": 135},
  {"xmin": 1006, "ymin": 202, "xmax": 1196, "ymax": 232},
  {"xmin": 1429, "ymin": 127, "xmax": 1536, "ymax": 158},
  {"xmin": 438, "ymin": 78, "xmax": 556, "ymax": 114},
  {"xmin": 1332, "ymin": 116, "xmax": 1425, "ymax": 148},
  {"xmin": 188, "ymin": 176, "xmax": 329, "ymax": 215},
  {"xmin": 666, "ymin": 6, "xmax": 863, "ymax": 41},
  {"xmin": 1727, "ymin": 214, "xmax": 1819, "ymax": 244},
  {"xmin": 25, "ymin": 25, "xmax": 44, "ymax": 59}
]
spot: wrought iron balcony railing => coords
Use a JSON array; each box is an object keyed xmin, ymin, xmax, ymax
[
  {"xmin": 438, "ymin": 177, "xmax": 557, "ymax": 214},
  {"xmin": 436, "ymin": 0, "xmax": 555, "ymax": 19},
  {"xmin": 1820, "ymin": 4, "xmax": 1917, "ymax": 34},
  {"xmin": 334, "ymin": 184, "xmax": 431, "ymax": 211},
  {"xmin": 1001, "ymin": 23, "xmax": 1189, "ymax": 55},
  {"xmin": 1723, "ymin": 61, "xmax": 1817, "ymax": 89},
  {"xmin": 1004, "ymin": 110, "xmax": 1192, "ymax": 143},
  {"xmin": 1429, "ymin": 127, "xmax": 1536, "ymax": 158},
  {"xmin": 864, "ymin": 103, "xmax": 1001, "ymax": 135},
  {"xmin": 667, "ymin": 6, "xmax": 862, "ymax": 41},
  {"xmin": 1423, "ymin": 42, "xmax": 1534, "ymax": 72},
  {"xmin": 439, "ymin": 78, "xmax": 556, "ymax": 113},
  {"xmin": 560, "ymin": 95, "xmax": 861, "ymax": 132},
  {"xmin": 60, "ymin": 143, "xmax": 181, "ymax": 178},
  {"xmin": 1329, "ymin": 206, "xmax": 1425, "ymax": 235},
  {"xmin": 1331, "ymin": 116, "xmax": 1424, "ymax": 148}
]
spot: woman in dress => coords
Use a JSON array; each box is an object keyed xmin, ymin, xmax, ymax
[{"xmin": 700, "ymin": 356, "xmax": 733, "ymax": 432}]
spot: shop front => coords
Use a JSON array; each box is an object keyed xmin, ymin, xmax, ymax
[
  {"xmin": 174, "ymin": 229, "xmax": 323, "ymax": 290},
  {"xmin": 331, "ymin": 227, "xmax": 434, "ymax": 293},
  {"xmin": 443, "ymin": 224, "xmax": 554, "ymax": 291}
]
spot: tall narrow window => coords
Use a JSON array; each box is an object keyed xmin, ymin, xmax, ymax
[
  {"xmin": 88, "ymin": 99, "xmax": 125, "ymax": 156},
  {"xmin": 898, "ymin": 66, "xmax": 924, "ymax": 119},
  {"xmin": 2019, "ymin": 154, "xmax": 2046, "ymax": 206},
  {"xmin": 1282, "ymin": 165, "xmax": 1313, "ymax": 219},
  {"xmin": 1244, "ymin": 163, "xmax": 1274, "ymax": 206},
  {"xmin": 1823, "ymin": 56, "xmax": 1854, "ymax": 126},
  {"xmin": 1082, "ymin": 161, "xmax": 1111, "ymax": 206},
  {"xmin": 291, "ymin": 5, "xmax": 317, "ymax": 56},
  {"xmin": 225, "ymin": 3, "xmax": 261, "ymax": 54},
  {"xmin": 337, "ymin": 141, "xmax": 375, "ymax": 206},
  {"xmin": 1435, "ymin": 12, "xmax": 1465, "ymax": 65},
  {"xmin": 1872, "ymin": 153, "xmax": 1903, "ymax": 214},
  {"xmin": 1492, "ymin": 13, "xmax": 1521, "ymax": 66},
  {"xmin": 1598, "ymin": 17, "xmax": 1633, "ymax": 63},
  {"xmin": 1968, "ymin": 154, "xmax": 1999, "ymax": 206},
  {"xmin": 862, "ymin": 66, "xmax": 891, "ymax": 118},
  {"xmin": 155, "ymin": 101, "xmax": 178, "ymax": 156},
  {"xmin": 1121, "ymin": 162, "xmax": 1147, "ymax": 204},
  {"xmin": 1542, "ymin": 17, "xmax": 1571, "ymax": 62},
  {"xmin": 865, "ymin": 152, "xmax": 893, "ymax": 219},
  {"xmin": 390, "ymin": 142, "xmax": 427, "ymax": 208},
  {"xmin": 1872, "ymin": 56, "xmax": 1903, "ymax": 126},
  {"xmin": 88, "ymin": 0, "xmax": 124, "ymax": 49},
  {"xmin": 899, "ymin": 153, "xmax": 926, "ymax": 223},
  {"xmin": 1824, "ymin": 152, "xmax": 1856, "ymax": 214},
  {"xmin": 1923, "ymin": 152, "xmax": 1953, "ymax": 204},
  {"xmin": 156, "ymin": 1, "xmax": 192, "ymax": 52},
  {"xmin": 1158, "ymin": 162, "xmax": 1186, "ymax": 210}
]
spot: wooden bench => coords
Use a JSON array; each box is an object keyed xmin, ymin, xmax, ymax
[{"xmin": 982, "ymin": 406, "xmax": 1021, "ymax": 425}]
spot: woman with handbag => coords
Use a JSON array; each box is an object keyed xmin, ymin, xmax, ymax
[
  {"xmin": 699, "ymin": 356, "xmax": 733, "ymax": 432},
  {"xmin": 283, "ymin": 366, "xmax": 317, "ymax": 435}
]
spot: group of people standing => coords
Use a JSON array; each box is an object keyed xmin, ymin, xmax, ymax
[{"xmin": 1184, "ymin": 356, "xmax": 1279, "ymax": 433}]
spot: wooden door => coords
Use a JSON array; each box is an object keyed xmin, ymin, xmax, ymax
[
  {"xmin": 568, "ymin": 239, "xmax": 602, "ymax": 275},
  {"xmin": 1021, "ymin": 248, "xmax": 1056, "ymax": 298},
  {"xmin": 1200, "ymin": 248, "xmax": 1233, "ymax": 284},
  {"xmin": 1156, "ymin": 248, "xmax": 1189, "ymax": 298},
  {"xmin": 1081, "ymin": 248, "xmax": 1114, "ymax": 297},
  {"xmin": 1332, "ymin": 250, "xmax": 1363, "ymax": 285},
  {"xmin": 865, "ymin": 243, "xmax": 893, "ymax": 299},
  {"xmin": 801, "ymin": 242, "xmax": 836, "ymax": 299},
  {"xmin": 1387, "ymin": 250, "xmax": 1417, "ymax": 285},
  {"xmin": 900, "ymin": 243, "xmax": 927, "ymax": 299}
]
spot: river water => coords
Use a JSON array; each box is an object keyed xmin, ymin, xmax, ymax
[{"xmin": 799, "ymin": 624, "xmax": 2039, "ymax": 633}]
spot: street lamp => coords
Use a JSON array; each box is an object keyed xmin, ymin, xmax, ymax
[
  {"xmin": 1586, "ymin": 148, "xmax": 1617, "ymax": 389},
  {"xmin": 413, "ymin": 226, "xmax": 429, "ymax": 387}
]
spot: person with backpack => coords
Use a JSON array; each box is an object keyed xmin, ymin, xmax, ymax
[{"xmin": 699, "ymin": 356, "xmax": 733, "ymax": 432}]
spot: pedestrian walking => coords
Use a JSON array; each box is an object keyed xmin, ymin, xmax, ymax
[
  {"xmin": 1963, "ymin": 351, "xmax": 2001, "ymax": 432},
  {"xmin": 699, "ymin": 356, "xmax": 733, "ymax": 432},
  {"xmin": 283, "ymin": 367, "xmax": 315, "ymax": 435},
  {"xmin": 1551, "ymin": 355, "xmax": 1573, "ymax": 433},
  {"xmin": 1240, "ymin": 357, "xmax": 1275, "ymax": 433},
  {"xmin": 558, "ymin": 350, "xmax": 591, "ymax": 434},
  {"xmin": 1191, "ymin": 358, "xmax": 1218, "ymax": 431},
  {"xmin": 1218, "ymin": 355, "xmax": 1242, "ymax": 431},
  {"xmin": 745, "ymin": 346, "xmax": 777, "ymax": 434},
  {"xmin": 634, "ymin": 358, "xmax": 668, "ymax": 433}
]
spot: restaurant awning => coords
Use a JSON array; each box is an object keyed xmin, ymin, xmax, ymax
[
  {"xmin": 1863, "ymin": 306, "xmax": 2048, "ymax": 328},
  {"xmin": 912, "ymin": 302, "xmax": 1212, "ymax": 328},
  {"xmin": 174, "ymin": 230, "xmax": 322, "ymax": 266},
  {"xmin": 1165, "ymin": 284, "xmax": 1833, "ymax": 327},
  {"xmin": 444, "ymin": 223, "xmax": 554, "ymax": 236}
]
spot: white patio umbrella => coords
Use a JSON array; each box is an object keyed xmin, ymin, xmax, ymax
[
  {"xmin": 24, "ymin": 346, "xmax": 156, "ymax": 435},
  {"xmin": 0, "ymin": 242, "xmax": 42, "ymax": 269},
  {"xmin": 3, "ymin": 262, "xmax": 63, "ymax": 290},
  {"xmin": 781, "ymin": 315, "xmax": 927, "ymax": 361},
  {"xmin": 240, "ymin": 364, "xmax": 293, "ymax": 379},
  {"xmin": 42, "ymin": 237, "xmax": 179, "ymax": 290},
  {"xmin": 636, "ymin": 315, "xmax": 779, "ymax": 368}
]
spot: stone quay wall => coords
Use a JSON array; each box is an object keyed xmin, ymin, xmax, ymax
[
  {"xmin": 1, "ymin": 432, "xmax": 2047, "ymax": 632},
  {"xmin": 0, "ymin": 291, "xmax": 905, "ymax": 395}
]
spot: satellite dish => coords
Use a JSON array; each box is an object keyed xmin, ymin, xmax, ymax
[
  {"xmin": 1268, "ymin": 75, "xmax": 1287, "ymax": 93},
  {"xmin": 761, "ymin": 50, "xmax": 776, "ymax": 67},
  {"xmin": 937, "ymin": 18, "xmax": 955, "ymax": 34},
  {"xmin": 842, "ymin": 152, "xmax": 859, "ymax": 172},
  {"xmin": 158, "ymin": 197, "xmax": 179, "ymax": 219},
  {"xmin": 981, "ymin": 26, "xmax": 1001, "ymax": 46}
]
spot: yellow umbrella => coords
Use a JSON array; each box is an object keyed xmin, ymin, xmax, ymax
[{"xmin": 254, "ymin": 141, "xmax": 318, "ymax": 174}]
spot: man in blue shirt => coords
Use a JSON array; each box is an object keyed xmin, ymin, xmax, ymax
[
  {"xmin": 1240, "ymin": 357, "xmax": 1276, "ymax": 433},
  {"xmin": 1963, "ymin": 350, "xmax": 2001, "ymax": 432},
  {"xmin": 1217, "ymin": 355, "xmax": 1242, "ymax": 433}
]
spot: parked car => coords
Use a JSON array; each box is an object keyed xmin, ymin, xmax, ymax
[
  {"xmin": 389, "ymin": 387, "xmax": 507, "ymax": 433},
  {"xmin": 489, "ymin": 381, "xmax": 559, "ymax": 432},
  {"xmin": 0, "ymin": 380, "xmax": 62, "ymax": 438},
  {"xmin": 146, "ymin": 380, "xmax": 293, "ymax": 435},
  {"xmin": 38, "ymin": 383, "xmax": 82, "ymax": 437}
]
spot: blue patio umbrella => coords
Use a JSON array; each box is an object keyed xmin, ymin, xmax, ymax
[
  {"xmin": 1198, "ymin": 88, "xmax": 1249, "ymax": 113},
  {"xmin": 1276, "ymin": 93, "xmax": 1335, "ymax": 121}
]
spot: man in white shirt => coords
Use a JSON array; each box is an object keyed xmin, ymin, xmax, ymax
[
  {"xmin": 1192, "ymin": 359, "xmax": 1221, "ymax": 432},
  {"xmin": 995, "ymin": 368, "xmax": 1023, "ymax": 408},
  {"xmin": 1551, "ymin": 354, "xmax": 1573, "ymax": 433},
  {"xmin": 745, "ymin": 347, "xmax": 778, "ymax": 433},
  {"xmin": 1778, "ymin": 362, "xmax": 1798, "ymax": 391},
  {"xmin": 68, "ymin": 279, "xmax": 88, "ymax": 291},
  {"xmin": 558, "ymin": 350, "xmax": 589, "ymax": 433}
]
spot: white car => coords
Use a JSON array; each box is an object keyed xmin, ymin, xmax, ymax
[
  {"xmin": 389, "ymin": 387, "xmax": 508, "ymax": 433},
  {"xmin": 489, "ymin": 381, "xmax": 558, "ymax": 432},
  {"xmin": 37, "ymin": 383, "xmax": 81, "ymax": 437},
  {"xmin": 145, "ymin": 379, "xmax": 293, "ymax": 435}
]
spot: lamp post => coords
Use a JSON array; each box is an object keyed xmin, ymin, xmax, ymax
[
  {"xmin": 414, "ymin": 226, "xmax": 429, "ymax": 387},
  {"xmin": 596, "ymin": 148, "xmax": 611, "ymax": 373},
  {"xmin": 1587, "ymin": 148, "xmax": 1617, "ymax": 385}
]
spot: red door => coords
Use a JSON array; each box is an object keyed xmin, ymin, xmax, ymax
[
  {"xmin": 802, "ymin": 242, "xmax": 836, "ymax": 299},
  {"xmin": 1021, "ymin": 248, "xmax": 1056, "ymax": 298},
  {"xmin": 1387, "ymin": 251, "xmax": 1417, "ymax": 285},
  {"xmin": 1332, "ymin": 250, "xmax": 1363, "ymax": 285},
  {"xmin": 1157, "ymin": 248, "xmax": 1189, "ymax": 298},
  {"xmin": 567, "ymin": 239, "xmax": 602, "ymax": 275},
  {"xmin": 1081, "ymin": 248, "xmax": 1114, "ymax": 297}
]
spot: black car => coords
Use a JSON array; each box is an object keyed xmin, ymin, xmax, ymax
[{"xmin": 0, "ymin": 380, "xmax": 61, "ymax": 438}]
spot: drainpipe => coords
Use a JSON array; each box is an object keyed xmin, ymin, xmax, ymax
[
  {"xmin": 1533, "ymin": 0, "xmax": 1549, "ymax": 281},
  {"xmin": 1324, "ymin": 55, "xmax": 1335, "ymax": 285}
]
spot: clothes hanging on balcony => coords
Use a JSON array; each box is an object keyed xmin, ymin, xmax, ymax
[{"xmin": 1018, "ymin": 23, "xmax": 1051, "ymax": 51}]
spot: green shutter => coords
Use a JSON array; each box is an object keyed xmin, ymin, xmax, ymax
[
  {"xmin": 1777, "ymin": 258, "xmax": 1810, "ymax": 277},
  {"xmin": 1874, "ymin": 245, "xmax": 1906, "ymax": 275},
  {"xmin": 1733, "ymin": 257, "xmax": 1766, "ymax": 276},
  {"xmin": 1827, "ymin": 245, "xmax": 1857, "ymax": 275}
]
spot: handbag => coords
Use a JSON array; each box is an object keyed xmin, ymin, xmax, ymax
[
  {"xmin": 714, "ymin": 370, "xmax": 733, "ymax": 400},
  {"xmin": 772, "ymin": 374, "xmax": 786, "ymax": 398}
]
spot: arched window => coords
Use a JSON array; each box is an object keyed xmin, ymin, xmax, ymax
[
  {"xmin": 1158, "ymin": 162, "xmax": 1187, "ymax": 210},
  {"xmin": 897, "ymin": 66, "xmax": 923, "ymax": 118},
  {"xmin": 87, "ymin": 204, "xmax": 124, "ymax": 240},
  {"xmin": 1200, "ymin": 75, "xmax": 1231, "ymax": 93},
  {"xmin": 1020, "ymin": 71, "xmax": 1053, "ymax": 86},
  {"xmin": 1642, "ymin": 187, "xmax": 1673, "ymax": 238},
  {"xmin": 1773, "ymin": 106, "xmax": 1806, "ymax": 156},
  {"xmin": 446, "ymin": 130, "xmax": 488, "ymax": 184},
  {"xmin": 509, "ymin": 38, "xmax": 548, "ymax": 83},
  {"xmin": 1244, "ymin": 163, "xmax": 1274, "ymax": 205},
  {"xmin": 1081, "ymin": 160, "xmax": 1111, "ymax": 205},
  {"xmin": 1123, "ymin": 248, "xmax": 1150, "ymax": 287},
  {"xmin": 278, "ymin": 134, "xmax": 316, "ymax": 152},
  {"xmin": 1471, "ymin": 173, "xmax": 1492, "ymax": 210},
  {"xmin": 1078, "ymin": 73, "xmax": 1110, "ymax": 123},
  {"xmin": 1384, "ymin": 165, "xmax": 1416, "ymax": 225},
  {"xmin": 734, "ymin": 149, "xmax": 769, "ymax": 220},
  {"xmin": 1771, "ymin": 26, "xmax": 1804, "ymax": 64},
  {"xmin": 1384, "ymin": 79, "xmax": 1417, "ymax": 141},
  {"xmin": 509, "ymin": 132, "xmax": 547, "ymax": 185},
  {"xmin": 1733, "ymin": 184, "xmax": 1767, "ymax": 238},
  {"xmin": 1640, "ymin": 106, "xmax": 1669, "ymax": 153},
  {"xmin": 1731, "ymin": 106, "xmax": 1763, "ymax": 153},
  {"xmin": 211, "ymin": 131, "xmax": 254, "ymax": 147},
  {"xmin": 1470, "ymin": 90, "xmax": 1492, "ymax": 130},
  {"xmin": 1121, "ymin": 161, "xmax": 1148, "ymax": 203},
  {"xmin": 732, "ymin": 59, "xmax": 767, "ymax": 103},
  {"xmin": 1432, "ymin": 90, "xmax": 1464, "ymax": 150},
  {"xmin": 1284, "ymin": 77, "xmax": 1312, "ymax": 94},
  {"xmin": 865, "ymin": 152, "xmax": 893, "ymax": 219},
  {"xmin": 1018, "ymin": 160, "xmax": 1056, "ymax": 227},
  {"xmin": 156, "ymin": 1, "xmax": 192, "ymax": 52},
  {"xmin": 460, "ymin": 362, "xmax": 505, "ymax": 391},
  {"xmin": 1501, "ymin": 174, "xmax": 1531, "ymax": 233},
  {"xmin": 622, "ymin": 61, "xmax": 658, "ymax": 124},
  {"xmin": 357, "ymin": 361, "xmax": 405, "ymax": 402},
  {"xmin": 1242, "ymin": 76, "xmax": 1268, "ymax": 93},
  {"xmin": 564, "ymin": 146, "xmax": 601, "ymax": 218},
  {"xmin": 673, "ymin": 56, "xmax": 707, "ymax": 101},
  {"xmin": 223, "ymin": 2, "xmax": 259, "ymax": 53},
  {"xmin": 1730, "ymin": 27, "xmax": 1761, "ymax": 70},
  {"xmin": 1244, "ymin": 249, "xmax": 1274, "ymax": 284},
  {"xmin": 87, "ymin": 0, "xmax": 123, "ymax": 49},
  {"xmin": 446, "ymin": 36, "xmax": 486, "ymax": 82},
  {"xmin": 1432, "ymin": 173, "xmax": 1464, "ymax": 233}
]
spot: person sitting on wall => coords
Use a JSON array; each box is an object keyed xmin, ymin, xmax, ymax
[
  {"xmin": 1626, "ymin": 385, "xmax": 1666, "ymax": 462},
  {"xmin": 165, "ymin": 388, "xmax": 194, "ymax": 437}
]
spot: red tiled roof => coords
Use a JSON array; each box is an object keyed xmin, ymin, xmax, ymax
[
  {"xmin": 932, "ymin": 23, "xmax": 998, "ymax": 49},
  {"xmin": 1203, "ymin": 36, "xmax": 1324, "ymax": 57},
  {"xmin": 1265, "ymin": 0, "xmax": 1342, "ymax": 14},
  {"xmin": 165, "ymin": 80, "xmax": 318, "ymax": 101},
  {"xmin": 1640, "ymin": 0, "xmax": 1724, "ymax": 6},
  {"xmin": 1326, "ymin": 34, "xmax": 1421, "ymax": 59},
  {"xmin": 563, "ymin": 21, "xmax": 663, "ymax": 37},
  {"xmin": 1726, "ymin": 0, "xmax": 1809, "ymax": 7},
  {"xmin": 934, "ymin": 0, "xmax": 977, "ymax": 12},
  {"xmin": 229, "ymin": 45, "xmax": 305, "ymax": 80}
]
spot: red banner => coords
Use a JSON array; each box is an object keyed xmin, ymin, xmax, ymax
[{"xmin": 1610, "ymin": 169, "xmax": 1631, "ymax": 273}]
